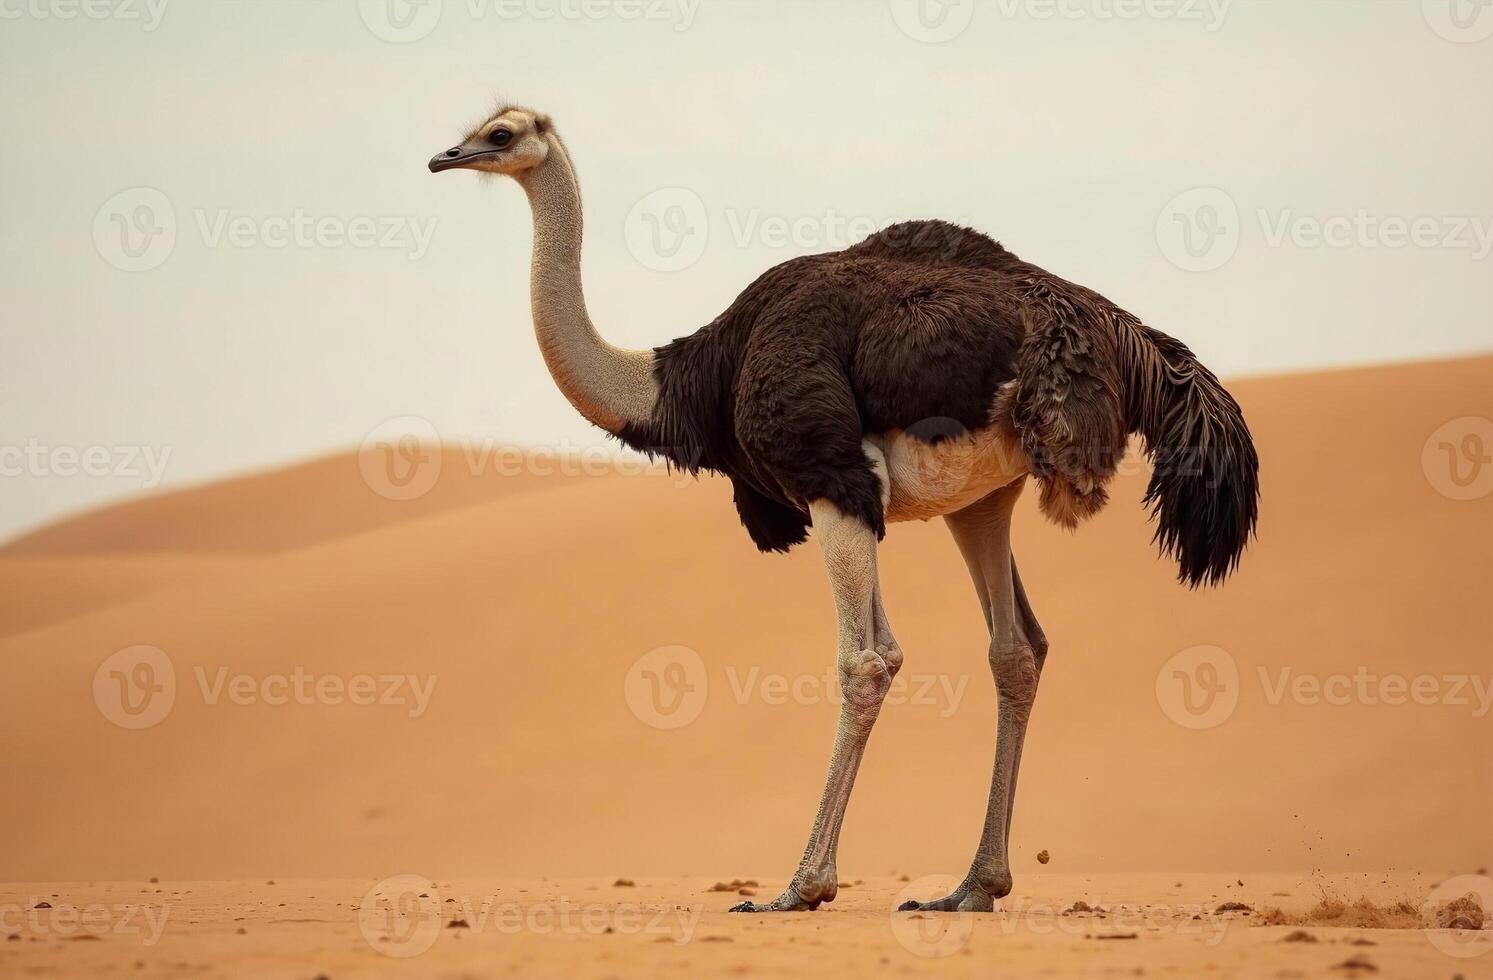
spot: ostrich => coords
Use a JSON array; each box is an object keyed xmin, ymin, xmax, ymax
[{"xmin": 429, "ymin": 106, "xmax": 1259, "ymax": 914}]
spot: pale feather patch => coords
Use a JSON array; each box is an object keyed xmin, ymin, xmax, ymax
[{"xmin": 879, "ymin": 424, "xmax": 1030, "ymax": 523}]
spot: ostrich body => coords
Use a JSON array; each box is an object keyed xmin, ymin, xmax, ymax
[{"xmin": 430, "ymin": 107, "xmax": 1259, "ymax": 914}]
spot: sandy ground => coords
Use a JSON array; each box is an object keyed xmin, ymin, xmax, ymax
[
  {"xmin": 2, "ymin": 356, "xmax": 1491, "ymax": 977},
  {"xmin": 2, "ymin": 872, "xmax": 1488, "ymax": 978}
]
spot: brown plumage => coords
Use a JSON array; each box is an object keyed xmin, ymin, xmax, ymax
[{"xmin": 619, "ymin": 219, "xmax": 1258, "ymax": 586}]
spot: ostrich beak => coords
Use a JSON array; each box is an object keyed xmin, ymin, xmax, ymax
[{"xmin": 428, "ymin": 140, "xmax": 499, "ymax": 173}]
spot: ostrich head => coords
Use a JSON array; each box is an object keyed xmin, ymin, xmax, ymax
[{"xmin": 428, "ymin": 105, "xmax": 553, "ymax": 177}]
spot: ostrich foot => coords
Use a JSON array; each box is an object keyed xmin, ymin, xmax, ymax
[
  {"xmin": 729, "ymin": 878, "xmax": 836, "ymax": 913},
  {"xmin": 897, "ymin": 879, "xmax": 1000, "ymax": 913}
]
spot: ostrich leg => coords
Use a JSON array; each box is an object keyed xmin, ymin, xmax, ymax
[
  {"xmin": 733, "ymin": 447, "xmax": 901, "ymax": 912},
  {"xmin": 899, "ymin": 481, "xmax": 1042, "ymax": 913}
]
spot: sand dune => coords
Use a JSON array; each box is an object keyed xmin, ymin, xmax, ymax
[
  {"xmin": 0, "ymin": 556, "xmax": 253, "ymax": 640},
  {"xmin": 1, "ymin": 358, "xmax": 1489, "ymax": 890},
  {"xmin": 0, "ymin": 447, "xmax": 620, "ymax": 556}
]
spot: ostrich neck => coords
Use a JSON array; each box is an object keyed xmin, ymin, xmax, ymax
[{"xmin": 518, "ymin": 138, "xmax": 658, "ymax": 437}]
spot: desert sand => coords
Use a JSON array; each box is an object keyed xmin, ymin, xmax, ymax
[{"xmin": 2, "ymin": 356, "xmax": 1490, "ymax": 977}]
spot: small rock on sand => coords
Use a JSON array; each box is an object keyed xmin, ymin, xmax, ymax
[
  {"xmin": 1438, "ymin": 893, "xmax": 1486, "ymax": 930},
  {"xmin": 1036, "ymin": 850, "xmax": 1050, "ymax": 865},
  {"xmin": 1281, "ymin": 930, "xmax": 1317, "ymax": 943},
  {"xmin": 613, "ymin": 878, "xmax": 635, "ymax": 888},
  {"xmin": 1332, "ymin": 954, "xmax": 1378, "ymax": 973},
  {"xmin": 1215, "ymin": 902, "xmax": 1251, "ymax": 913}
]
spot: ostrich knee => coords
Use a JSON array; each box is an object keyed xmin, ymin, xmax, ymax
[
  {"xmin": 838, "ymin": 646, "xmax": 899, "ymax": 736},
  {"xmin": 990, "ymin": 641, "xmax": 1039, "ymax": 715}
]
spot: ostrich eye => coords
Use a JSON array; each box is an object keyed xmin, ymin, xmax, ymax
[{"xmin": 488, "ymin": 128, "xmax": 513, "ymax": 148}]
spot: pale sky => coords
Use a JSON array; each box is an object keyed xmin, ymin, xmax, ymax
[{"xmin": 2, "ymin": 0, "xmax": 1490, "ymax": 541}]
